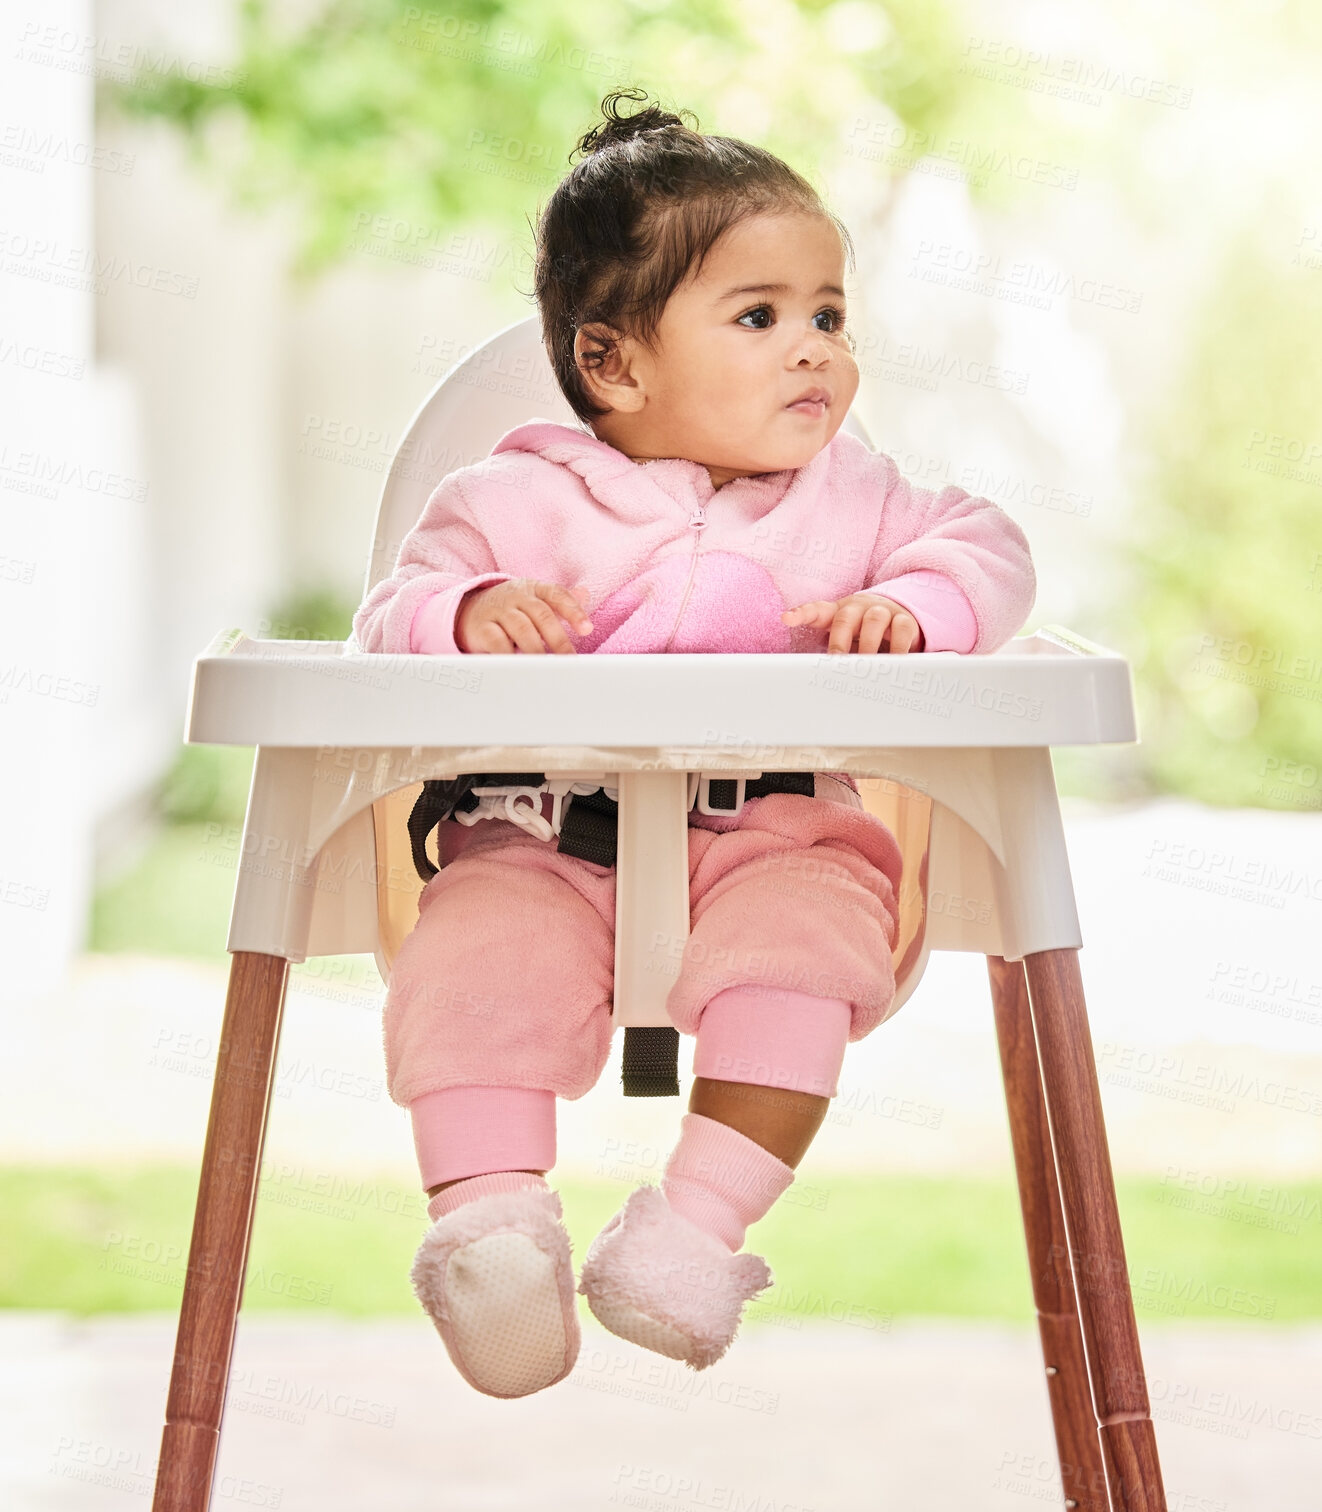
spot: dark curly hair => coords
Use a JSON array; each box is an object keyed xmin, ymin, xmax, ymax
[{"xmin": 531, "ymin": 87, "xmax": 855, "ymax": 425}]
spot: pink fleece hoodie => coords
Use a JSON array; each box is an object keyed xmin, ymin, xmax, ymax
[{"xmin": 352, "ymin": 419, "xmax": 1036, "ymax": 659}]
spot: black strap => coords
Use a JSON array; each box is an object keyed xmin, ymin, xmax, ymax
[
  {"xmin": 406, "ymin": 773, "xmax": 549, "ymax": 882},
  {"xmin": 621, "ymin": 1025, "xmax": 681, "ymax": 1097},
  {"xmin": 404, "ymin": 771, "xmax": 818, "ymax": 1096},
  {"xmin": 705, "ymin": 771, "xmax": 815, "ymax": 809},
  {"xmin": 406, "ymin": 777, "xmax": 478, "ymax": 882},
  {"xmin": 557, "ymin": 786, "xmax": 619, "ymax": 867}
]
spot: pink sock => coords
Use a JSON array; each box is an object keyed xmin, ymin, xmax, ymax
[
  {"xmin": 410, "ymin": 1085, "xmax": 557, "ymax": 1191},
  {"xmin": 660, "ymin": 1112, "xmax": 795, "ymax": 1253},
  {"xmin": 427, "ymin": 1170, "xmax": 549, "ymax": 1222},
  {"xmin": 693, "ymin": 985, "xmax": 852, "ymax": 1097}
]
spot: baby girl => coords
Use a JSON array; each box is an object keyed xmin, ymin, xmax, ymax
[{"xmin": 352, "ymin": 89, "xmax": 1036, "ymax": 1400}]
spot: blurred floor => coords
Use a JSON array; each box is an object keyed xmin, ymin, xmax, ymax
[{"xmin": 3, "ymin": 1311, "xmax": 1318, "ymax": 1510}]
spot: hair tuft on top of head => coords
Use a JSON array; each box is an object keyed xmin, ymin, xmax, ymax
[{"xmin": 572, "ymin": 86, "xmax": 699, "ymax": 161}]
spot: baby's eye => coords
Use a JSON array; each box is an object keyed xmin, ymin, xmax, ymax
[{"xmin": 736, "ymin": 304, "xmax": 848, "ymax": 333}]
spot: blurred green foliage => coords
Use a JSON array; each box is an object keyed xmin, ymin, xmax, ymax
[
  {"xmin": 100, "ymin": 0, "xmax": 1058, "ymax": 277},
  {"xmin": 95, "ymin": 585, "xmax": 359, "ymax": 960},
  {"xmin": 157, "ymin": 749, "xmax": 254, "ymax": 827},
  {"xmin": 152, "ymin": 587, "xmax": 355, "ymax": 834},
  {"xmin": 89, "ymin": 822, "xmax": 239, "ymax": 961},
  {"xmin": 258, "ymin": 584, "xmax": 357, "ymax": 643},
  {"xmin": 1129, "ymin": 236, "xmax": 1322, "ymax": 809}
]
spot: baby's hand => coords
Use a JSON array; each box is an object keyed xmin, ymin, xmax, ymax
[
  {"xmin": 782, "ymin": 594, "xmax": 924, "ymax": 655},
  {"xmin": 456, "ymin": 578, "xmax": 594, "ymax": 654}
]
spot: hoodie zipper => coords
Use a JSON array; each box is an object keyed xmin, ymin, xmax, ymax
[{"xmin": 662, "ymin": 500, "xmax": 709, "ymax": 652}]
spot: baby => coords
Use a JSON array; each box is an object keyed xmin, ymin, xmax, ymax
[{"xmin": 352, "ymin": 88, "xmax": 1036, "ymax": 1400}]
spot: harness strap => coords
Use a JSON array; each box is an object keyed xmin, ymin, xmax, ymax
[
  {"xmin": 556, "ymin": 785, "xmax": 618, "ymax": 868},
  {"xmin": 711, "ymin": 771, "xmax": 815, "ymax": 806},
  {"xmin": 406, "ymin": 776, "xmax": 475, "ymax": 883},
  {"xmin": 404, "ymin": 770, "xmax": 818, "ymax": 1097},
  {"xmin": 406, "ymin": 773, "xmax": 547, "ymax": 881}
]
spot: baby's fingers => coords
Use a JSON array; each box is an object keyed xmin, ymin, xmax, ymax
[
  {"xmin": 532, "ymin": 581, "xmax": 594, "ymax": 655},
  {"xmin": 782, "ymin": 600, "xmax": 838, "ymax": 627},
  {"xmin": 542, "ymin": 582, "xmax": 593, "ymax": 632}
]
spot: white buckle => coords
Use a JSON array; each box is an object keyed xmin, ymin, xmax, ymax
[
  {"xmin": 694, "ymin": 773, "xmax": 760, "ymax": 817},
  {"xmin": 455, "ymin": 781, "xmax": 555, "ymax": 841},
  {"xmin": 455, "ymin": 777, "xmax": 618, "ymax": 842}
]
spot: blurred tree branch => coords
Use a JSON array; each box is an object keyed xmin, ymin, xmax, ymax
[{"xmin": 98, "ymin": 0, "xmax": 1036, "ymax": 279}]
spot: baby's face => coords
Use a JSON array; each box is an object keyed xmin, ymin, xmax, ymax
[{"xmin": 595, "ymin": 210, "xmax": 860, "ymax": 485}]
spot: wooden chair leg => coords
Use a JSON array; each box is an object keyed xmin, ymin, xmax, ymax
[
  {"xmin": 1021, "ymin": 948, "xmax": 1167, "ymax": 1512},
  {"xmin": 152, "ymin": 951, "xmax": 291, "ymax": 1512},
  {"xmin": 989, "ymin": 955, "xmax": 1110, "ymax": 1512}
]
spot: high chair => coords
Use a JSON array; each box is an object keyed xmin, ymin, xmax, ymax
[{"xmin": 153, "ymin": 315, "xmax": 1167, "ymax": 1511}]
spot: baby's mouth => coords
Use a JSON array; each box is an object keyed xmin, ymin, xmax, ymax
[{"xmin": 786, "ymin": 387, "xmax": 830, "ymax": 416}]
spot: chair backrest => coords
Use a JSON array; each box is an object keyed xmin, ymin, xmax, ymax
[{"xmin": 358, "ymin": 314, "xmax": 934, "ymax": 1013}]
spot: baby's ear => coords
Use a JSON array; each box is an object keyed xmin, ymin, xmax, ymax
[
  {"xmin": 573, "ymin": 322, "xmax": 622, "ymax": 374},
  {"xmin": 575, "ymin": 323, "xmax": 645, "ymax": 412}
]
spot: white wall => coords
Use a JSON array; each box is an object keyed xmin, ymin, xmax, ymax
[{"xmin": 1, "ymin": 0, "xmax": 154, "ymax": 993}]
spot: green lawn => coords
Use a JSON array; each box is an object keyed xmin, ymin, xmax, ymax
[{"xmin": 4, "ymin": 1167, "xmax": 1315, "ymax": 1327}]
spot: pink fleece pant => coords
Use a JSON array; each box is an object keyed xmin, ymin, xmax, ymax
[
  {"xmin": 384, "ymin": 787, "xmax": 904, "ymax": 1124},
  {"xmin": 409, "ymin": 987, "xmax": 857, "ymax": 1188}
]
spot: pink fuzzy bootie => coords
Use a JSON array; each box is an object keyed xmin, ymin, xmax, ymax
[
  {"xmin": 410, "ymin": 1173, "xmax": 580, "ymax": 1399},
  {"xmin": 577, "ymin": 1116, "xmax": 794, "ymax": 1370},
  {"xmin": 576, "ymin": 1186, "xmax": 772, "ymax": 1369}
]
